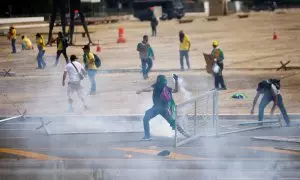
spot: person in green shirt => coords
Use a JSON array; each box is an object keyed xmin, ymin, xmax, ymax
[
  {"xmin": 136, "ymin": 74, "xmax": 190, "ymax": 141},
  {"xmin": 211, "ymin": 41, "xmax": 226, "ymax": 90}
]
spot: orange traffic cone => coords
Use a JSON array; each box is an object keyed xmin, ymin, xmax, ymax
[
  {"xmin": 273, "ymin": 32, "xmax": 278, "ymax": 40},
  {"xmin": 117, "ymin": 27, "xmax": 126, "ymax": 43},
  {"xmin": 96, "ymin": 41, "xmax": 101, "ymax": 52}
]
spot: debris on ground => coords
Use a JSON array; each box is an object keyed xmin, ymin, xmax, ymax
[
  {"xmin": 277, "ymin": 60, "xmax": 291, "ymax": 71},
  {"xmin": 237, "ymin": 14, "xmax": 249, "ymax": 19},
  {"xmin": 232, "ymin": 93, "xmax": 247, "ymax": 99},
  {"xmin": 206, "ymin": 17, "xmax": 218, "ymax": 21},
  {"xmin": 0, "ymin": 69, "xmax": 16, "ymax": 77},
  {"xmin": 157, "ymin": 150, "xmax": 170, "ymax": 156}
]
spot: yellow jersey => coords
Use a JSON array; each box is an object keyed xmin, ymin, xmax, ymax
[
  {"xmin": 22, "ymin": 36, "xmax": 32, "ymax": 49},
  {"xmin": 9, "ymin": 28, "xmax": 17, "ymax": 40},
  {"xmin": 179, "ymin": 34, "xmax": 190, "ymax": 51},
  {"xmin": 57, "ymin": 41, "xmax": 63, "ymax": 51},
  {"xmin": 86, "ymin": 52, "xmax": 97, "ymax": 70},
  {"xmin": 36, "ymin": 36, "xmax": 46, "ymax": 51}
]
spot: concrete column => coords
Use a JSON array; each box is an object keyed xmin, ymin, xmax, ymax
[{"xmin": 204, "ymin": 0, "xmax": 209, "ymax": 16}]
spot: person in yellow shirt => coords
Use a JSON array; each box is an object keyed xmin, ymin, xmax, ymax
[
  {"xmin": 35, "ymin": 33, "xmax": 47, "ymax": 69},
  {"xmin": 82, "ymin": 45, "xmax": 97, "ymax": 95},
  {"xmin": 54, "ymin": 32, "xmax": 69, "ymax": 66},
  {"xmin": 7, "ymin": 26, "xmax": 17, "ymax": 53},
  {"xmin": 21, "ymin": 35, "xmax": 33, "ymax": 50},
  {"xmin": 179, "ymin": 30, "xmax": 191, "ymax": 71}
]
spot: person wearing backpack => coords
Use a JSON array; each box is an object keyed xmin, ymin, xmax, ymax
[
  {"xmin": 82, "ymin": 45, "xmax": 101, "ymax": 95},
  {"xmin": 54, "ymin": 32, "xmax": 69, "ymax": 66},
  {"xmin": 62, "ymin": 55, "xmax": 88, "ymax": 112},
  {"xmin": 136, "ymin": 74, "xmax": 190, "ymax": 141},
  {"xmin": 250, "ymin": 79, "xmax": 290, "ymax": 126}
]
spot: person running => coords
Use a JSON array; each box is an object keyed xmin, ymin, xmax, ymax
[
  {"xmin": 54, "ymin": 32, "xmax": 69, "ymax": 66},
  {"xmin": 62, "ymin": 55, "xmax": 88, "ymax": 112},
  {"xmin": 35, "ymin": 33, "xmax": 47, "ymax": 69},
  {"xmin": 7, "ymin": 26, "xmax": 17, "ymax": 53},
  {"xmin": 150, "ymin": 16, "xmax": 158, "ymax": 37},
  {"xmin": 82, "ymin": 45, "xmax": 97, "ymax": 95},
  {"xmin": 21, "ymin": 35, "xmax": 33, "ymax": 50},
  {"xmin": 211, "ymin": 41, "xmax": 227, "ymax": 90},
  {"xmin": 137, "ymin": 35, "xmax": 154, "ymax": 79},
  {"xmin": 179, "ymin": 30, "xmax": 191, "ymax": 71},
  {"xmin": 136, "ymin": 74, "xmax": 190, "ymax": 141},
  {"xmin": 250, "ymin": 79, "xmax": 290, "ymax": 127}
]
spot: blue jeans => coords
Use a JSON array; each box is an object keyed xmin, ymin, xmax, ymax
[
  {"xmin": 214, "ymin": 62, "xmax": 226, "ymax": 89},
  {"xmin": 11, "ymin": 39, "xmax": 16, "ymax": 53},
  {"xmin": 87, "ymin": 69, "xmax": 97, "ymax": 93},
  {"xmin": 258, "ymin": 92, "xmax": 290, "ymax": 126},
  {"xmin": 143, "ymin": 106, "xmax": 175, "ymax": 138},
  {"xmin": 179, "ymin": 50, "xmax": 190, "ymax": 69},
  {"xmin": 37, "ymin": 48, "xmax": 46, "ymax": 69},
  {"xmin": 141, "ymin": 58, "xmax": 153, "ymax": 77}
]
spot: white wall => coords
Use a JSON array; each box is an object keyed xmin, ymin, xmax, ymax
[{"xmin": 0, "ymin": 17, "xmax": 44, "ymax": 25}]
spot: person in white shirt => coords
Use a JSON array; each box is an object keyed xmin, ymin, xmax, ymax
[
  {"xmin": 62, "ymin": 54, "xmax": 88, "ymax": 112},
  {"xmin": 251, "ymin": 79, "xmax": 290, "ymax": 126}
]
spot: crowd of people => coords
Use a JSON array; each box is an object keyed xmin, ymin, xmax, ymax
[{"xmin": 6, "ymin": 21, "xmax": 290, "ymax": 140}]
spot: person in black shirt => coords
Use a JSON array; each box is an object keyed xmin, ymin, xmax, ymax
[
  {"xmin": 150, "ymin": 16, "xmax": 158, "ymax": 37},
  {"xmin": 251, "ymin": 79, "xmax": 290, "ymax": 126}
]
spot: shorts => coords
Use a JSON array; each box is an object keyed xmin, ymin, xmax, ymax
[{"xmin": 67, "ymin": 81, "xmax": 84, "ymax": 100}]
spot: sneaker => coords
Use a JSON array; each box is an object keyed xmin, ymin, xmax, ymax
[
  {"xmin": 180, "ymin": 67, "xmax": 184, "ymax": 71},
  {"xmin": 220, "ymin": 87, "xmax": 227, "ymax": 90},
  {"xmin": 141, "ymin": 136, "xmax": 152, "ymax": 141}
]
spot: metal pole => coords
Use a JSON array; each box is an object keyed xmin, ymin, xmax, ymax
[
  {"xmin": 214, "ymin": 90, "xmax": 220, "ymax": 137},
  {"xmin": 194, "ymin": 101, "xmax": 197, "ymax": 135},
  {"xmin": 174, "ymin": 106, "xmax": 178, "ymax": 148}
]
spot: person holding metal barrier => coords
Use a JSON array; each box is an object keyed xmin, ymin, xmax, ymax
[
  {"xmin": 251, "ymin": 79, "xmax": 290, "ymax": 127},
  {"xmin": 136, "ymin": 74, "xmax": 190, "ymax": 141}
]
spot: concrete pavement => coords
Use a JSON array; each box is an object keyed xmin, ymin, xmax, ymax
[{"xmin": 0, "ymin": 116, "xmax": 299, "ymax": 179}]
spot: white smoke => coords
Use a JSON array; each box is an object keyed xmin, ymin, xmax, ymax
[{"xmin": 151, "ymin": 76, "xmax": 192, "ymax": 138}]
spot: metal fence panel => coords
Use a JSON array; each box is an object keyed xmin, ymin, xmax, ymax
[{"xmin": 175, "ymin": 90, "xmax": 218, "ymax": 147}]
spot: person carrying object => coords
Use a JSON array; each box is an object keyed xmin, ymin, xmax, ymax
[
  {"xmin": 211, "ymin": 40, "xmax": 226, "ymax": 90},
  {"xmin": 250, "ymin": 79, "xmax": 290, "ymax": 127},
  {"xmin": 62, "ymin": 54, "xmax": 88, "ymax": 112},
  {"xmin": 136, "ymin": 74, "xmax": 190, "ymax": 141}
]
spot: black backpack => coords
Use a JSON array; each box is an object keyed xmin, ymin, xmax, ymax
[{"xmin": 257, "ymin": 79, "xmax": 280, "ymax": 91}]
